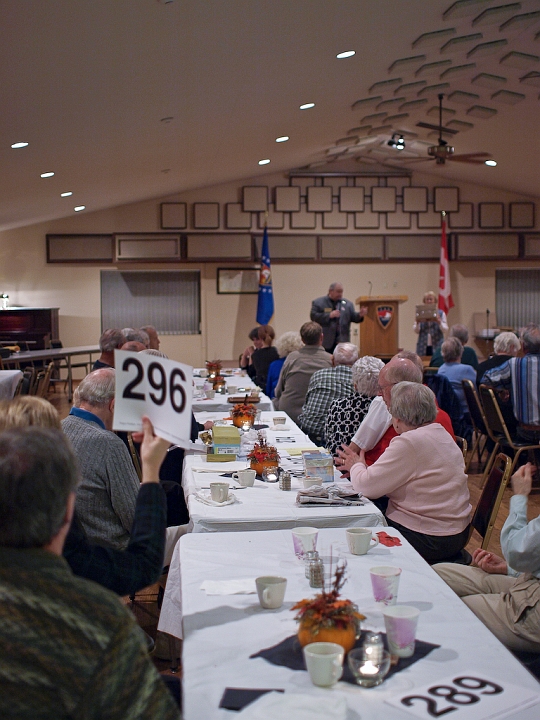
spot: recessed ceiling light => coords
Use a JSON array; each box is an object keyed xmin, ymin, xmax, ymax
[
  {"xmin": 336, "ymin": 50, "xmax": 355, "ymax": 59},
  {"xmin": 299, "ymin": 102, "xmax": 315, "ymax": 110},
  {"xmin": 60, "ymin": 192, "xmax": 73, "ymax": 197},
  {"xmin": 258, "ymin": 159, "xmax": 270, "ymax": 165},
  {"xmin": 11, "ymin": 142, "xmax": 28, "ymax": 149},
  {"xmin": 74, "ymin": 205, "xmax": 85, "ymax": 212},
  {"xmin": 485, "ymin": 160, "xmax": 497, "ymax": 166},
  {"xmin": 40, "ymin": 172, "xmax": 54, "ymax": 178},
  {"xmin": 275, "ymin": 136, "xmax": 289, "ymax": 143}
]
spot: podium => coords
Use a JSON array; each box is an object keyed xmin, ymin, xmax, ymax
[{"xmin": 355, "ymin": 295, "xmax": 408, "ymax": 359}]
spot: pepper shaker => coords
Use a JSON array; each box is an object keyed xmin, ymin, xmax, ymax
[
  {"xmin": 309, "ymin": 557, "xmax": 324, "ymax": 588},
  {"xmin": 279, "ymin": 470, "xmax": 291, "ymax": 491}
]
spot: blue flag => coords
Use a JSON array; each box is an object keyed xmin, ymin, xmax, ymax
[{"xmin": 256, "ymin": 226, "xmax": 274, "ymax": 325}]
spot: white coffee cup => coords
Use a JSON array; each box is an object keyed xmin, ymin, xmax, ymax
[
  {"xmin": 209, "ymin": 482, "xmax": 229, "ymax": 503},
  {"xmin": 273, "ymin": 416, "xmax": 286, "ymax": 425},
  {"xmin": 292, "ymin": 527, "xmax": 318, "ymax": 558},
  {"xmin": 303, "ymin": 476, "xmax": 323, "ymax": 489},
  {"xmin": 346, "ymin": 528, "xmax": 379, "ymax": 555},
  {"xmin": 233, "ymin": 468, "xmax": 256, "ymax": 487},
  {"xmin": 383, "ymin": 605, "xmax": 420, "ymax": 658},
  {"xmin": 205, "ymin": 389, "xmax": 215, "ymax": 399},
  {"xmin": 304, "ymin": 642, "xmax": 344, "ymax": 687},
  {"xmin": 255, "ymin": 576, "xmax": 287, "ymax": 609}
]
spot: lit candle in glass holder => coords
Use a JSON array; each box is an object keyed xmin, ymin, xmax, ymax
[
  {"xmin": 262, "ymin": 466, "xmax": 280, "ymax": 483},
  {"xmin": 241, "ymin": 419, "xmax": 252, "ymax": 431},
  {"xmin": 347, "ymin": 633, "xmax": 391, "ymax": 687}
]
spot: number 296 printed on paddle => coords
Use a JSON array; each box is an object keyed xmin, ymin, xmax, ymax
[{"xmin": 113, "ymin": 350, "xmax": 193, "ymax": 448}]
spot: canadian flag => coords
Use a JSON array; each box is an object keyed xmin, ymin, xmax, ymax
[{"xmin": 438, "ymin": 216, "xmax": 454, "ymax": 314}]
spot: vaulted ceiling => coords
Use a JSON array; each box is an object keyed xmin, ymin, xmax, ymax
[{"xmin": 0, "ymin": 0, "xmax": 538, "ymax": 231}]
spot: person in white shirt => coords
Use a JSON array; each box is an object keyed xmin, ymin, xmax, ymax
[{"xmin": 435, "ymin": 463, "xmax": 540, "ymax": 652}]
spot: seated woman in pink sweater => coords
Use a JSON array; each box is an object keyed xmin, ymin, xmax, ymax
[{"xmin": 342, "ymin": 381, "xmax": 471, "ymax": 564}]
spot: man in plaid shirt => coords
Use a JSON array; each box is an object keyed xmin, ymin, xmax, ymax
[
  {"xmin": 481, "ymin": 323, "xmax": 540, "ymax": 442},
  {"xmin": 297, "ymin": 342, "xmax": 358, "ymax": 445}
]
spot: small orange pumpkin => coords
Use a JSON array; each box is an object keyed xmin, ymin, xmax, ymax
[{"xmin": 298, "ymin": 620, "xmax": 357, "ymax": 653}]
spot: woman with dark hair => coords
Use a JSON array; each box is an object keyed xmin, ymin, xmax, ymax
[
  {"xmin": 249, "ymin": 325, "xmax": 279, "ymax": 390},
  {"xmin": 240, "ymin": 327, "xmax": 264, "ymax": 378}
]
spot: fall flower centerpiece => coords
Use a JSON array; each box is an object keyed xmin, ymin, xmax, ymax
[
  {"xmin": 292, "ymin": 561, "xmax": 364, "ymax": 653},
  {"xmin": 205, "ymin": 360, "xmax": 222, "ymax": 379},
  {"xmin": 230, "ymin": 399, "xmax": 257, "ymax": 428},
  {"xmin": 247, "ymin": 433, "xmax": 279, "ymax": 475}
]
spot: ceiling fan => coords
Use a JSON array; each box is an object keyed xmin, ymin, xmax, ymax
[{"xmin": 405, "ymin": 93, "xmax": 492, "ymax": 165}]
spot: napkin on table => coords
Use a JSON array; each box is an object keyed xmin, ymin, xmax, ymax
[
  {"xmin": 237, "ymin": 692, "xmax": 347, "ymax": 720},
  {"xmin": 200, "ymin": 578, "xmax": 256, "ymax": 595}
]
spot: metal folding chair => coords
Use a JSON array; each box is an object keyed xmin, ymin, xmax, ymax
[
  {"xmin": 479, "ymin": 385, "xmax": 540, "ymax": 480},
  {"xmin": 468, "ymin": 452, "xmax": 512, "ymax": 552},
  {"xmin": 462, "ymin": 379, "xmax": 489, "ymax": 472}
]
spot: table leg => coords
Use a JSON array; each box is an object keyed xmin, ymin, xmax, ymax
[{"xmin": 67, "ymin": 357, "xmax": 73, "ymax": 402}]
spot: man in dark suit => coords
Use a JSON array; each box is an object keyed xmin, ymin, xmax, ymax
[{"xmin": 310, "ymin": 283, "xmax": 367, "ymax": 352}]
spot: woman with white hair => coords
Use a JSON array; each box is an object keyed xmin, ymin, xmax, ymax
[
  {"xmin": 265, "ymin": 331, "xmax": 303, "ymax": 399},
  {"xmin": 324, "ymin": 355, "xmax": 384, "ymax": 456},
  {"xmin": 344, "ymin": 381, "xmax": 471, "ymax": 564},
  {"xmin": 476, "ymin": 331, "xmax": 520, "ymax": 386}
]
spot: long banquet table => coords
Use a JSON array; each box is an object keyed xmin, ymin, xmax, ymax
[
  {"xmin": 0, "ymin": 369, "xmax": 23, "ymax": 399},
  {"xmin": 185, "ymin": 411, "xmax": 385, "ymax": 534},
  {"xmin": 192, "ymin": 369, "xmax": 273, "ymax": 413},
  {"xmin": 2, "ymin": 344, "xmax": 99, "ymax": 400},
  {"xmin": 179, "ymin": 528, "xmax": 540, "ymax": 719}
]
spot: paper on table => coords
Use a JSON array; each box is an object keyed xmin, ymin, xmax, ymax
[
  {"xmin": 237, "ymin": 692, "xmax": 347, "ymax": 719},
  {"xmin": 200, "ymin": 578, "xmax": 256, "ymax": 595},
  {"xmin": 284, "ymin": 447, "xmax": 325, "ymax": 456},
  {"xmin": 191, "ymin": 461, "xmax": 250, "ymax": 473}
]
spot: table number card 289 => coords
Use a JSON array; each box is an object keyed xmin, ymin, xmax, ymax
[{"xmin": 386, "ymin": 672, "xmax": 540, "ymax": 720}]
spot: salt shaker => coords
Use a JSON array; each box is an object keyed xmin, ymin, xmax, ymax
[
  {"xmin": 304, "ymin": 550, "xmax": 319, "ymax": 579},
  {"xmin": 309, "ymin": 557, "xmax": 324, "ymax": 588},
  {"xmin": 279, "ymin": 470, "xmax": 291, "ymax": 491}
]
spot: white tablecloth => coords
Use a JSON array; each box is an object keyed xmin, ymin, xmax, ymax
[
  {"xmin": 0, "ymin": 369, "xmax": 23, "ymax": 399},
  {"xmin": 184, "ymin": 411, "xmax": 384, "ymax": 534},
  {"xmin": 192, "ymin": 370, "xmax": 273, "ymax": 412},
  {"xmin": 176, "ymin": 528, "xmax": 540, "ymax": 719}
]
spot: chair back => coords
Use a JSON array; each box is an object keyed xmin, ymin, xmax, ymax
[
  {"xmin": 36, "ymin": 362, "xmax": 55, "ymax": 398},
  {"xmin": 471, "ymin": 452, "xmax": 512, "ymax": 550},
  {"xmin": 127, "ymin": 433, "xmax": 142, "ymax": 481},
  {"xmin": 18, "ymin": 368, "xmax": 36, "ymax": 395},
  {"xmin": 462, "ymin": 379, "xmax": 488, "ymax": 436},
  {"xmin": 479, "ymin": 384, "xmax": 513, "ymax": 445},
  {"xmin": 423, "ymin": 373, "xmax": 463, "ymax": 431},
  {"xmin": 455, "ymin": 436, "xmax": 467, "ymax": 460}
]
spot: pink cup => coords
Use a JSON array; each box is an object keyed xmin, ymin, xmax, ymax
[
  {"xmin": 383, "ymin": 605, "xmax": 420, "ymax": 657},
  {"xmin": 292, "ymin": 527, "xmax": 318, "ymax": 559},
  {"xmin": 370, "ymin": 566, "xmax": 401, "ymax": 606}
]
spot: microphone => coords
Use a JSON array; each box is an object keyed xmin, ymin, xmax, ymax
[{"xmin": 368, "ymin": 281, "xmax": 373, "ymax": 297}]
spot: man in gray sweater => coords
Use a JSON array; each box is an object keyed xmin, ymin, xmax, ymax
[{"xmin": 62, "ymin": 369, "xmax": 183, "ymax": 565}]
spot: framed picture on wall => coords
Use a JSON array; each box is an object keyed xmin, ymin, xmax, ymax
[{"xmin": 217, "ymin": 267, "xmax": 260, "ymax": 294}]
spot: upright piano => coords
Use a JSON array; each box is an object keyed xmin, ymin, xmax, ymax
[{"xmin": 0, "ymin": 307, "xmax": 59, "ymax": 349}]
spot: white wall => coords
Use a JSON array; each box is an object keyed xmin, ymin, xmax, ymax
[{"xmin": 0, "ymin": 168, "xmax": 538, "ymax": 371}]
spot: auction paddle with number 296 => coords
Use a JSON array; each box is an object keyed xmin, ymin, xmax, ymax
[{"xmin": 112, "ymin": 349, "xmax": 193, "ymax": 448}]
